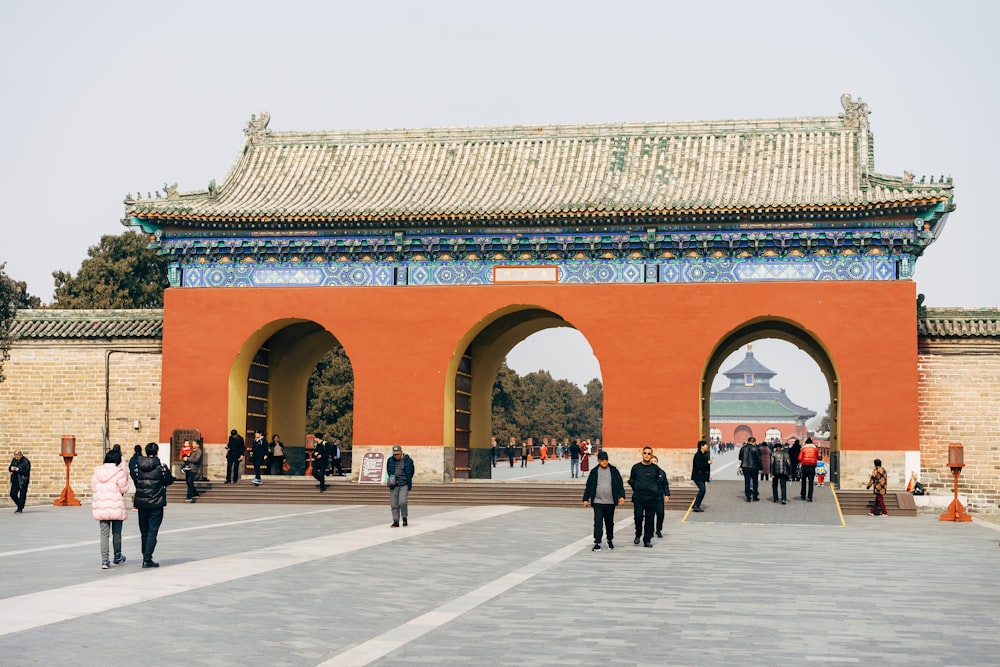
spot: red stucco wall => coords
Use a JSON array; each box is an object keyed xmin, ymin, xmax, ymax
[{"xmin": 161, "ymin": 280, "xmax": 918, "ymax": 453}]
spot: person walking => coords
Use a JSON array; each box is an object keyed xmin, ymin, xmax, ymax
[
  {"xmin": 131, "ymin": 442, "xmax": 173, "ymax": 568},
  {"xmin": 490, "ymin": 441, "xmax": 498, "ymax": 468},
  {"xmin": 690, "ymin": 440, "xmax": 712, "ymax": 512},
  {"xmin": 312, "ymin": 434, "xmax": 329, "ymax": 492},
  {"xmin": 787, "ymin": 439, "xmax": 802, "ymax": 481},
  {"xmin": 7, "ymin": 449, "xmax": 30, "ymax": 513},
  {"xmin": 582, "ymin": 451, "xmax": 626, "ymax": 551},
  {"xmin": 739, "ymin": 437, "xmax": 762, "ymax": 502},
  {"xmin": 866, "ymin": 458, "xmax": 889, "ymax": 516},
  {"xmin": 759, "ymin": 442, "xmax": 771, "ymax": 482},
  {"xmin": 505, "ymin": 440, "xmax": 516, "ymax": 468},
  {"xmin": 92, "ymin": 449, "xmax": 129, "ymax": 568},
  {"xmin": 387, "ymin": 445, "xmax": 415, "ymax": 527},
  {"xmin": 569, "ymin": 439, "xmax": 582, "ymax": 479},
  {"xmin": 628, "ymin": 447, "xmax": 664, "ymax": 548},
  {"xmin": 250, "ymin": 432, "xmax": 268, "ymax": 485},
  {"xmin": 520, "ymin": 441, "xmax": 530, "ymax": 468},
  {"xmin": 649, "ymin": 454, "xmax": 671, "ymax": 537},
  {"xmin": 798, "ymin": 438, "xmax": 819, "ymax": 501},
  {"xmin": 770, "ymin": 442, "xmax": 792, "ymax": 504},
  {"xmin": 181, "ymin": 440, "xmax": 202, "ymax": 502},
  {"xmin": 269, "ymin": 434, "xmax": 286, "ymax": 475},
  {"xmin": 815, "ymin": 456, "xmax": 828, "ymax": 487},
  {"xmin": 225, "ymin": 429, "xmax": 244, "ymax": 484},
  {"xmin": 330, "ymin": 439, "xmax": 343, "ymax": 476}
]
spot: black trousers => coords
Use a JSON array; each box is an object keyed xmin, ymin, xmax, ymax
[
  {"xmin": 592, "ymin": 503, "xmax": 616, "ymax": 543},
  {"xmin": 9, "ymin": 482, "xmax": 27, "ymax": 510},
  {"xmin": 693, "ymin": 479, "xmax": 707, "ymax": 508},
  {"xmin": 185, "ymin": 470, "xmax": 199, "ymax": 499},
  {"xmin": 137, "ymin": 507, "xmax": 164, "ymax": 562},
  {"xmin": 800, "ymin": 465, "xmax": 816, "ymax": 499},
  {"xmin": 742, "ymin": 468, "xmax": 759, "ymax": 499},
  {"xmin": 313, "ymin": 467, "xmax": 326, "ymax": 490},
  {"xmin": 772, "ymin": 474, "xmax": 788, "ymax": 501},
  {"xmin": 633, "ymin": 497, "xmax": 657, "ymax": 543},
  {"xmin": 226, "ymin": 458, "xmax": 241, "ymax": 482}
]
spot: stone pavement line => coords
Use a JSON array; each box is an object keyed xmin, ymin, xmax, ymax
[
  {"xmin": 320, "ymin": 531, "xmax": 595, "ymax": 667},
  {"xmin": 0, "ymin": 505, "xmax": 523, "ymax": 637},
  {"xmin": 0, "ymin": 505, "xmax": 357, "ymax": 559}
]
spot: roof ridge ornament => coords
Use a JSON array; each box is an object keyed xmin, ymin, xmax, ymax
[
  {"xmin": 839, "ymin": 93, "xmax": 869, "ymax": 128},
  {"xmin": 244, "ymin": 111, "xmax": 271, "ymax": 142}
]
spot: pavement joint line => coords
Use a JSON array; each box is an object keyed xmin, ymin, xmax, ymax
[
  {"xmin": 0, "ymin": 505, "xmax": 525, "ymax": 637},
  {"xmin": 0, "ymin": 505, "xmax": 358, "ymax": 559},
  {"xmin": 320, "ymin": 529, "xmax": 595, "ymax": 667}
]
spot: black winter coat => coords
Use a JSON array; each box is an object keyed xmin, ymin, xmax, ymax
[
  {"xmin": 691, "ymin": 450, "xmax": 711, "ymax": 482},
  {"xmin": 582, "ymin": 464, "xmax": 626, "ymax": 504},
  {"xmin": 131, "ymin": 456, "xmax": 169, "ymax": 509},
  {"xmin": 628, "ymin": 462, "xmax": 665, "ymax": 501}
]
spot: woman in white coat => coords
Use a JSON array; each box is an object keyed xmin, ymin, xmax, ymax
[{"xmin": 92, "ymin": 449, "xmax": 129, "ymax": 569}]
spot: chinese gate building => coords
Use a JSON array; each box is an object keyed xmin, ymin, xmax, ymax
[{"xmin": 126, "ymin": 95, "xmax": 954, "ymax": 488}]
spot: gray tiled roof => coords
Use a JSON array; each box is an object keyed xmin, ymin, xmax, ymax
[
  {"xmin": 918, "ymin": 308, "xmax": 1000, "ymax": 337},
  {"xmin": 9, "ymin": 310, "xmax": 163, "ymax": 339},
  {"xmin": 126, "ymin": 98, "xmax": 953, "ymax": 225}
]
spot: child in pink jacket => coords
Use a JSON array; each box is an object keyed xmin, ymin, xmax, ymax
[{"xmin": 91, "ymin": 449, "xmax": 129, "ymax": 569}]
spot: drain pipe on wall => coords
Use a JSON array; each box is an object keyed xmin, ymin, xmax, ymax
[{"xmin": 104, "ymin": 348, "xmax": 162, "ymax": 452}]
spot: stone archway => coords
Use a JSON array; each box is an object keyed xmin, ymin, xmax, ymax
[
  {"xmin": 702, "ymin": 318, "xmax": 839, "ymax": 484},
  {"xmin": 228, "ymin": 319, "xmax": 346, "ymax": 472},
  {"xmin": 443, "ymin": 306, "xmax": 602, "ymax": 481}
]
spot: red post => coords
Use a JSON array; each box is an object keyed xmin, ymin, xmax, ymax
[
  {"xmin": 53, "ymin": 436, "xmax": 81, "ymax": 507},
  {"xmin": 940, "ymin": 443, "xmax": 972, "ymax": 523}
]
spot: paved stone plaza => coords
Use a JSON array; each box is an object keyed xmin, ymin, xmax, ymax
[{"xmin": 0, "ymin": 496, "xmax": 997, "ymax": 666}]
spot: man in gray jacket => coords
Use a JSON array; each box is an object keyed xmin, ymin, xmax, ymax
[{"xmin": 582, "ymin": 451, "xmax": 626, "ymax": 551}]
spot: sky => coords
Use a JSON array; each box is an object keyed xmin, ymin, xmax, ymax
[{"xmin": 2, "ymin": 1, "xmax": 998, "ymax": 416}]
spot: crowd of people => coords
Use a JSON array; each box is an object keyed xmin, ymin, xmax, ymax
[
  {"xmin": 737, "ymin": 436, "xmax": 825, "ymax": 504},
  {"xmin": 8, "ymin": 429, "xmax": 920, "ymax": 569}
]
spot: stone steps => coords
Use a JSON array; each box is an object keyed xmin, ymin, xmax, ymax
[
  {"xmin": 835, "ymin": 490, "xmax": 917, "ymax": 517},
  {"xmin": 168, "ymin": 477, "xmax": 699, "ymax": 509}
]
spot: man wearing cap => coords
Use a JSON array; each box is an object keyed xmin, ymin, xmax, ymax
[
  {"xmin": 583, "ymin": 451, "xmax": 626, "ymax": 551},
  {"xmin": 738, "ymin": 436, "xmax": 762, "ymax": 502},
  {"xmin": 386, "ymin": 445, "xmax": 415, "ymax": 527}
]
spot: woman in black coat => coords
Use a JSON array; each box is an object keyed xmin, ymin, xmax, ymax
[{"xmin": 690, "ymin": 440, "xmax": 712, "ymax": 512}]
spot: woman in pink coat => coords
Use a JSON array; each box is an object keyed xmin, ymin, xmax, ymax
[{"xmin": 92, "ymin": 449, "xmax": 129, "ymax": 569}]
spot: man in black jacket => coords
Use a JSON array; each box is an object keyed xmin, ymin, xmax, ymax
[
  {"xmin": 629, "ymin": 447, "xmax": 666, "ymax": 548},
  {"xmin": 312, "ymin": 434, "xmax": 329, "ymax": 492},
  {"xmin": 131, "ymin": 442, "xmax": 171, "ymax": 568},
  {"xmin": 225, "ymin": 429, "xmax": 244, "ymax": 484},
  {"xmin": 8, "ymin": 450, "xmax": 30, "ymax": 513},
  {"xmin": 582, "ymin": 451, "xmax": 625, "ymax": 551},
  {"xmin": 386, "ymin": 445, "xmax": 415, "ymax": 527},
  {"xmin": 739, "ymin": 437, "xmax": 762, "ymax": 502}
]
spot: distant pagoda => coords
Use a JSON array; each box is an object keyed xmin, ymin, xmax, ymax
[{"xmin": 709, "ymin": 345, "xmax": 816, "ymax": 444}]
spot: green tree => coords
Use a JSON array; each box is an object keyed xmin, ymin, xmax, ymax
[
  {"xmin": 52, "ymin": 230, "xmax": 168, "ymax": 308},
  {"xmin": 305, "ymin": 346, "xmax": 355, "ymax": 447},
  {"xmin": 490, "ymin": 362, "xmax": 524, "ymax": 446},
  {"xmin": 0, "ymin": 263, "xmax": 40, "ymax": 383}
]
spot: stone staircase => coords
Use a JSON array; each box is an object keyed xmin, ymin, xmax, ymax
[
  {"xmin": 834, "ymin": 489, "xmax": 917, "ymax": 517},
  {"xmin": 168, "ymin": 476, "xmax": 698, "ymax": 509}
]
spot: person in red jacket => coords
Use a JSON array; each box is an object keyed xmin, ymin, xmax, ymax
[{"xmin": 798, "ymin": 438, "xmax": 820, "ymax": 502}]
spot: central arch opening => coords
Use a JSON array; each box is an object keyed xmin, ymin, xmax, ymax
[
  {"xmin": 445, "ymin": 306, "xmax": 603, "ymax": 481},
  {"xmin": 702, "ymin": 318, "xmax": 840, "ymax": 485}
]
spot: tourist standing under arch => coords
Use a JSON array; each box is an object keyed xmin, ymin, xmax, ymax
[
  {"xmin": 798, "ymin": 438, "xmax": 819, "ymax": 502},
  {"xmin": 690, "ymin": 440, "xmax": 712, "ymax": 512}
]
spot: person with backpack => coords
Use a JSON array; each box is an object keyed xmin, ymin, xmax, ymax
[{"xmin": 130, "ymin": 442, "xmax": 173, "ymax": 568}]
